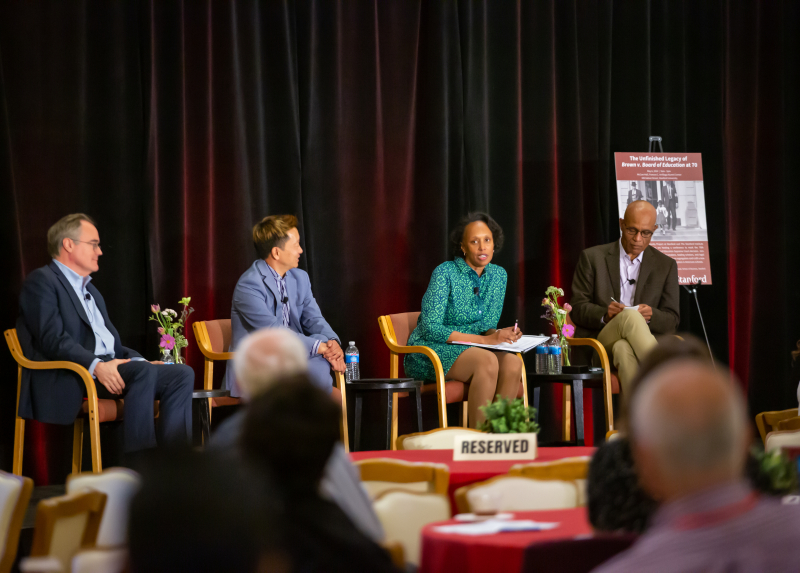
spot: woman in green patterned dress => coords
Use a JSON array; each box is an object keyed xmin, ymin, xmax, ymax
[{"xmin": 405, "ymin": 213, "xmax": 523, "ymax": 427}]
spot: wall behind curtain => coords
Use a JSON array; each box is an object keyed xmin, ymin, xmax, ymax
[{"xmin": 1, "ymin": 0, "xmax": 798, "ymax": 483}]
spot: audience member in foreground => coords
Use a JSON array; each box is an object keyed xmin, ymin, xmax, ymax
[
  {"xmin": 570, "ymin": 201, "xmax": 679, "ymax": 397},
  {"xmin": 587, "ymin": 437, "xmax": 657, "ymax": 533},
  {"xmin": 404, "ymin": 212, "xmax": 523, "ymax": 427},
  {"xmin": 129, "ymin": 449, "xmax": 288, "ymax": 573},
  {"xmin": 241, "ymin": 381, "xmax": 399, "ymax": 573},
  {"xmin": 17, "ymin": 213, "xmax": 193, "ymax": 453},
  {"xmin": 210, "ymin": 327, "xmax": 384, "ymax": 542},
  {"xmin": 225, "ymin": 214, "xmax": 344, "ymax": 397},
  {"xmin": 594, "ymin": 361, "xmax": 800, "ymax": 573}
]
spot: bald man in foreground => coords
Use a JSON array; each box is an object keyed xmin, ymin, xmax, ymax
[
  {"xmin": 571, "ymin": 201, "xmax": 679, "ymax": 396},
  {"xmin": 594, "ymin": 361, "xmax": 800, "ymax": 572}
]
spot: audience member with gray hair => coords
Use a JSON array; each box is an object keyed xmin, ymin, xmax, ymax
[
  {"xmin": 209, "ymin": 327, "xmax": 384, "ymax": 542},
  {"xmin": 594, "ymin": 360, "xmax": 800, "ymax": 573}
]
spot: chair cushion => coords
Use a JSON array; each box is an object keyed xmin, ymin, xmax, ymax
[
  {"xmin": 211, "ymin": 396, "xmax": 242, "ymax": 408},
  {"xmin": 205, "ymin": 319, "xmax": 233, "ymax": 354},
  {"xmin": 81, "ymin": 400, "xmax": 161, "ymax": 423},
  {"xmin": 609, "ymin": 372, "xmax": 620, "ymax": 394},
  {"xmin": 388, "ymin": 312, "xmax": 421, "ymax": 346},
  {"xmin": 419, "ymin": 380, "xmax": 526, "ymax": 403}
]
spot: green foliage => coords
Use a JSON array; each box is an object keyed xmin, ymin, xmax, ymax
[
  {"xmin": 750, "ymin": 447, "xmax": 798, "ymax": 494},
  {"xmin": 477, "ymin": 396, "xmax": 540, "ymax": 434}
]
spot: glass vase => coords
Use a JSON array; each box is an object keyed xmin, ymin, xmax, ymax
[
  {"xmin": 560, "ymin": 336, "xmax": 571, "ymax": 366},
  {"xmin": 173, "ymin": 346, "xmax": 185, "ymax": 365}
]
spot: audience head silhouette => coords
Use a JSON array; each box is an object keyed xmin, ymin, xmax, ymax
[
  {"xmin": 630, "ymin": 360, "xmax": 749, "ymax": 503},
  {"xmin": 241, "ymin": 376, "xmax": 340, "ymax": 496},
  {"xmin": 233, "ymin": 328, "xmax": 308, "ymax": 400}
]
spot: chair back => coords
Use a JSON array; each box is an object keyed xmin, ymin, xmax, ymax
[
  {"xmin": 509, "ymin": 458, "xmax": 590, "ymax": 506},
  {"xmin": 381, "ymin": 313, "xmax": 420, "ymax": 347},
  {"xmin": 355, "ymin": 459, "xmax": 449, "ymax": 499},
  {"xmin": 0, "ymin": 471, "xmax": 33, "ymax": 573},
  {"xmin": 778, "ymin": 417, "xmax": 800, "ymax": 431},
  {"xmin": 193, "ymin": 320, "xmax": 234, "ymax": 358},
  {"xmin": 455, "ymin": 475, "xmax": 579, "ymax": 514},
  {"xmin": 30, "ymin": 490, "xmax": 107, "ymax": 573},
  {"xmin": 765, "ymin": 429, "xmax": 800, "ymax": 453},
  {"xmin": 756, "ymin": 409, "xmax": 799, "ymax": 443},
  {"xmin": 373, "ymin": 490, "xmax": 450, "ymax": 566},
  {"xmin": 71, "ymin": 548, "xmax": 128, "ymax": 573},
  {"xmin": 397, "ymin": 427, "xmax": 486, "ymax": 450},
  {"xmin": 520, "ymin": 535, "xmax": 638, "ymax": 573},
  {"xmin": 66, "ymin": 468, "xmax": 140, "ymax": 547}
]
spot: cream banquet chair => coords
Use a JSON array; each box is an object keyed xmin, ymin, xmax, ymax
[
  {"xmin": 454, "ymin": 475, "xmax": 579, "ymax": 514},
  {"xmin": 765, "ymin": 429, "xmax": 800, "ymax": 453},
  {"xmin": 71, "ymin": 548, "xmax": 128, "ymax": 573},
  {"xmin": 508, "ymin": 457, "xmax": 590, "ymax": 506},
  {"xmin": 373, "ymin": 490, "xmax": 451, "ymax": 567},
  {"xmin": 396, "ymin": 427, "xmax": 486, "ymax": 450},
  {"xmin": 66, "ymin": 468, "xmax": 140, "ymax": 547},
  {"xmin": 28, "ymin": 490, "xmax": 107, "ymax": 573},
  {"xmin": 355, "ymin": 459, "xmax": 450, "ymax": 500},
  {"xmin": 756, "ymin": 408, "xmax": 800, "ymax": 443},
  {"xmin": 0, "ymin": 471, "xmax": 33, "ymax": 573}
]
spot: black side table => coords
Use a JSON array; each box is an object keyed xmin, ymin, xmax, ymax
[
  {"xmin": 526, "ymin": 372, "xmax": 604, "ymax": 446},
  {"xmin": 192, "ymin": 389, "xmax": 231, "ymax": 445},
  {"xmin": 348, "ymin": 378, "xmax": 423, "ymax": 451}
]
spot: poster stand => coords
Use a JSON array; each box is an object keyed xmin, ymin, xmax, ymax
[{"xmin": 647, "ymin": 135, "xmax": 715, "ymax": 368}]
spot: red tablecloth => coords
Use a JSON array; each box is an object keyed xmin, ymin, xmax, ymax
[
  {"xmin": 350, "ymin": 447, "xmax": 595, "ymax": 511},
  {"xmin": 419, "ymin": 508, "xmax": 593, "ymax": 573}
]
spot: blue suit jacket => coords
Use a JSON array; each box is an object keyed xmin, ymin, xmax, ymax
[
  {"xmin": 224, "ymin": 260, "xmax": 338, "ymax": 396},
  {"xmin": 16, "ymin": 262, "xmax": 142, "ymax": 424}
]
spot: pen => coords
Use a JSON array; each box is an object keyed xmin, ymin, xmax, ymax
[
  {"xmin": 513, "ymin": 319, "xmax": 518, "ymax": 333},
  {"xmin": 610, "ymin": 297, "xmax": 619, "ymax": 304}
]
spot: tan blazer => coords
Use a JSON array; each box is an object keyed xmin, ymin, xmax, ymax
[{"xmin": 570, "ymin": 241, "xmax": 680, "ymax": 339}]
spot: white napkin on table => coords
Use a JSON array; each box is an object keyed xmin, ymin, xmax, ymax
[{"xmin": 433, "ymin": 519, "xmax": 559, "ymax": 536}]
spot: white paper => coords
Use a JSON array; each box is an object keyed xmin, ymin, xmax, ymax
[
  {"xmin": 622, "ymin": 305, "xmax": 640, "ymax": 311},
  {"xmin": 434, "ymin": 519, "xmax": 560, "ymax": 536},
  {"xmin": 448, "ymin": 335, "xmax": 549, "ymax": 354}
]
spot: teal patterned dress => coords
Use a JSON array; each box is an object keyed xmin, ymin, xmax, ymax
[{"xmin": 404, "ymin": 257, "xmax": 507, "ymax": 381}]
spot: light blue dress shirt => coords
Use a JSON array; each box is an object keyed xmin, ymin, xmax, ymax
[{"xmin": 52, "ymin": 260, "xmax": 143, "ymax": 377}]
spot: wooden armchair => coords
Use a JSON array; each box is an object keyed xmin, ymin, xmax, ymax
[
  {"xmin": 5, "ymin": 329, "xmax": 141, "ymax": 475},
  {"xmin": 378, "ymin": 312, "xmax": 528, "ymax": 431},
  {"xmin": 193, "ymin": 320, "xmax": 350, "ymax": 452},
  {"xmin": 28, "ymin": 490, "xmax": 107, "ymax": 573},
  {"xmin": 0, "ymin": 471, "xmax": 33, "ymax": 573},
  {"xmin": 354, "ymin": 458, "xmax": 450, "ymax": 499}
]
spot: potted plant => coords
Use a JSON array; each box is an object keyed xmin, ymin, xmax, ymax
[{"xmin": 477, "ymin": 396, "xmax": 540, "ymax": 435}]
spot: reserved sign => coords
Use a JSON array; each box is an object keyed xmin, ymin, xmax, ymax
[{"xmin": 453, "ymin": 433, "xmax": 538, "ymax": 461}]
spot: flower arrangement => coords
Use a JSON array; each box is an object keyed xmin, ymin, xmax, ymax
[
  {"xmin": 149, "ymin": 297, "xmax": 194, "ymax": 363},
  {"xmin": 477, "ymin": 396, "xmax": 540, "ymax": 434},
  {"xmin": 540, "ymin": 286, "xmax": 573, "ymax": 366}
]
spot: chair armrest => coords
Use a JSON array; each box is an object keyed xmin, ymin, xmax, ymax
[
  {"xmin": 200, "ymin": 350, "xmax": 234, "ymax": 361},
  {"xmin": 568, "ymin": 337, "xmax": 610, "ymax": 369},
  {"xmin": 387, "ymin": 345, "xmax": 445, "ymax": 372},
  {"xmin": 20, "ymin": 359, "xmax": 100, "ymax": 403}
]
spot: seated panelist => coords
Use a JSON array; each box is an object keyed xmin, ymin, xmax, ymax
[
  {"xmin": 17, "ymin": 214, "xmax": 194, "ymax": 453},
  {"xmin": 570, "ymin": 200, "xmax": 680, "ymax": 397},
  {"xmin": 404, "ymin": 212, "xmax": 522, "ymax": 428},
  {"xmin": 225, "ymin": 215, "xmax": 344, "ymax": 396}
]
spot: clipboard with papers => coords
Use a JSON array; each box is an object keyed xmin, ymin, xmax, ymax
[{"xmin": 448, "ymin": 335, "xmax": 550, "ymax": 354}]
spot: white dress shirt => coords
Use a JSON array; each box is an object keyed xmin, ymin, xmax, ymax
[{"xmin": 619, "ymin": 239, "xmax": 644, "ymax": 306}]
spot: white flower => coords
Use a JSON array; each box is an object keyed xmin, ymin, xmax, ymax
[
  {"xmin": 166, "ymin": 309, "xmax": 178, "ymax": 317},
  {"xmin": 557, "ymin": 309, "xmax": 567, "ymax": 315},
  {"xmin": 161, "ymin": 311, "xmax": 169, "ymax": 316}
]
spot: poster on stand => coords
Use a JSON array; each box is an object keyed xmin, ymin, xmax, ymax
[{"xmin": 614, "ymin": 152, "xmax": 712, "ymax": 285}]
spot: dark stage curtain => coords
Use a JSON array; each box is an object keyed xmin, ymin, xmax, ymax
[{"xmin": 1, "ymin": 0, "xmax": 799, "ymax": 483}]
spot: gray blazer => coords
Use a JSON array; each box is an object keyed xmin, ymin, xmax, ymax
[
  {"xmin": 224, "ymin": 260, "xmax": 338, "ymax": 396},
  {"xmin": 570, "ymin": 241, "xmax": 680, "ymax": 340}
]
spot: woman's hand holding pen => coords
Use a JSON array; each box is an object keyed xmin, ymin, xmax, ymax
[{"xmin": 485, "ymin": 326, "xmax": 523, "ymax": 345}]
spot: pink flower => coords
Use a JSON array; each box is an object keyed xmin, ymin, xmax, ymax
[
  {"xmin": 151, "ymin": 304, "xmax": 161, "ymax": 313},
  {"xmin": 159, "ymin": 334, "xmax": 175, "ymax": 350},
  {"xmin": 157, "ymin": 327, "xmax": 165, "ymax": 335},
  {"xmin": 561, "ymin": 324, "xmax": 575, "ymax": 338},
  {"xmin": 563, "ymin": 303, "xmax": 572, "ymax": 313},
  {"xmin": 542, "ymin": 298, "xmax": 549, "ymax": 306}
]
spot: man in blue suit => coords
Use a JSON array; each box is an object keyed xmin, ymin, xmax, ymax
[
  {"xmin": 17, "ymin": 214, "xmax": 194, "ymax": 453},
  {"xmin": 225, "ymin": 214, "xmax": 344, "ymax": 396}
]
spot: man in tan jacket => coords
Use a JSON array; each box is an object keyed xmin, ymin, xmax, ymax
[{"xmin": 570, "ymin": 201, "xmax": 680, "ymax": 395}]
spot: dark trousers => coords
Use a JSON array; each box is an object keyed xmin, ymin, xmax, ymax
[
  {"xmin": 96, "ymin": 360, "xmax": 194, "ymax": 452},
  {"xmin": 667, "ymin": 200, "xmax": 678, "ymax": 230}
]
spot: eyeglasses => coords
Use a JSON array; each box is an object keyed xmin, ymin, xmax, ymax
[
  {"xmin": 624, "ymin": 228, "xmax": 654, "ymax": 239},
  {"xmin": 71, "ymin": 239, "xmax": 101, "ymax": 251}
]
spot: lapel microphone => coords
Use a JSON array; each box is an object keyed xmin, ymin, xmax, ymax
[
  {"xmin": 473, "ymin": 287, "xmax": 479, "ymax": 295},
  {"xmin": 281, "ymin": 296, "xmax": 288, "ymax": 304},
  {"xmin": 627, "ymin": 279, "xmax": 636, "ymax": 285},
  {"xmin": 85, "ymin": 293, "xmax": 92, "ymax": 301}
]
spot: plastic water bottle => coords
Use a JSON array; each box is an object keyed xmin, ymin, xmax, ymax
[
  {"xmin": 548, "ymin": 338, "xmax": 562, "ymax": 375},
  {"xmin": 345, "ymin": 341, "xmax": 360, "ymax": 382},
  {"xmin": 535, "ymin": 345, "xmax": 548, "ymax": 374}
]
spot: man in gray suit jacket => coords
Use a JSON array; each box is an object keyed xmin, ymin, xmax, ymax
[
  {"xmin": 570, "ymin": 201, "xmax": 680, "ymax": 396},
  {"xmin": 224, "ymin": 215, "xmax": 345, "ymax": 397}
]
